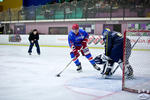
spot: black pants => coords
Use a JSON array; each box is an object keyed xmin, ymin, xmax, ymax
[{"xmin": 28, "ymin": 41, "xmax": 40, "ymax": 54}]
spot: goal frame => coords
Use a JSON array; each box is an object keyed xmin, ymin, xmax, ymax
[{"xmin": 122, "ymin": 30, "xmax": 150, "ymax": 94}]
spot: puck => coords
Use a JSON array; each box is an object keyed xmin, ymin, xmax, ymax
[{"xmin": 56, "ymin": 74, "xmax": 60, "ymax": 77}]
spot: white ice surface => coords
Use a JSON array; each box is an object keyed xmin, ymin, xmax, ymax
[{"xmin": 0, "ymin": 45, "xmax": 149, "ymax": 100}]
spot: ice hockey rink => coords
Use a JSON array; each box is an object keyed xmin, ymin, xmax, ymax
[{"xmin": 0, "ymin": 45, "xmax": 150, "ymax": 100}]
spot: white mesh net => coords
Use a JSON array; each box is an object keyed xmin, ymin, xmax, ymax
[{"xmin": 122, "ymin": 30, "xmax": 150, "ymax": 94}]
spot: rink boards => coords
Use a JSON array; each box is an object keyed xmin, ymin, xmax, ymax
[{"xmin": 0, "ymin": 35, "xmax": 150, "ymax": 50}]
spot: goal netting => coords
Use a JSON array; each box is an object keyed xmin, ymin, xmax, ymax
[{"xmin": 122, "ymin": 30, "xmax": 150, "ymax": 94}]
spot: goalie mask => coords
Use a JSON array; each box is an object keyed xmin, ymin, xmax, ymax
[{"xmin": 102, "ymin": 28, "xmax": 111, "ymax": 37}]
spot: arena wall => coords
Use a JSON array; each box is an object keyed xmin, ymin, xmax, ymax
[
  {"xmin": 9, "ymin": 20, "xmax": 150, "ymax": 35},
  {"xmin": 0, "ymin": 35, "xmax": 150, "ymax": 50}
]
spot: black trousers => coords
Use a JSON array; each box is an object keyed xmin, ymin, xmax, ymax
[{"xmin": 28, "ymin": 41, "xmax": 40, "ymax": 54}]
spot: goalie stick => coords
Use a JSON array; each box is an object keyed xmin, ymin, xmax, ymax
[{"xmin": 131, "ymin": 35, "xmax": 142, "ymax": 50}]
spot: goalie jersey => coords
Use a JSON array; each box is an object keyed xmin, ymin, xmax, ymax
[
  {"xmin": 103, "ymin": 31, "xmax": 124, "ymax": 62},
  {"xmin": 68, "ymin": 29, "xmax": 89, "ymax": 48}
]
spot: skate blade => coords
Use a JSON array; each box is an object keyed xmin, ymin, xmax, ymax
[
  {"xmin": 102, "ymin": 74, "xmax": 112, "ymax": 79},
  {"xmin": 125, "ymin": 75, "xmax": 135, "ymax": 80},
  {"xmin": 77, "ymin": 70, "xmax": 83, "ymax": 73}
]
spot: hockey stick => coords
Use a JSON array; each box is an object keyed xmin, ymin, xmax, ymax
[
  {"xmin": 111, "ymin": 62, "xmax": 121, "ymax": 74},
  {"xmin": 111, "ymin": 35, "xmax": 142, "ymax": 75},
  {"xmin": 56, "ymin": 47, "xmax": 83, "ymax": 77},
  {"xmin": 101, "ymin": 63, "xmax": 106, "ymax": 75},
  {"xmin": 56, "ymin": 59, "xmax": 74, "ymax": 77}
]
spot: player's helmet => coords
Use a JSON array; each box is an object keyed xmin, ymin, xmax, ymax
[
  {"xmin": 72, "ymin": 24, "xmax": 79, "ymax": 30},
  {"xmin": 102, "ymin": 28, "xmax": 111, "ymax": 36}
]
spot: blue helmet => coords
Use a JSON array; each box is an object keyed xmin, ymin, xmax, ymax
[{"xmin": 102, "ymin": 28, "xmax": 111, "ymax": 36}]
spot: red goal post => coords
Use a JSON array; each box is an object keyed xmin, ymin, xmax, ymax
[{"xmin": 122, "ymin": 30, "xmax": 150, "ymax": 94}]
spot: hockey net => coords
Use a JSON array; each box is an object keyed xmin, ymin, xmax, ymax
[{"xmin": 122, "ymin": 30, "xmax": 150, "ymax": 94}]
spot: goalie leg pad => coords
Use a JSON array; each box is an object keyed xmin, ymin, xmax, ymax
[
  {"xmin": 104, "ymin": 67, "xmax": 112, "ymax": 76},
  {"xmin": 102, "ymin": 60, "xmax": 114, "ymax": 76},
  {"xmin": 119, "ymin": 62, "xmax": 134, "ymax": 78},
  {"xmin": 125, "ymin": 64, "xmax": 134, "ymax": 78},
  {"xmin": 104, "ymin": 63, "xmax": 114, "ymax": 75}
]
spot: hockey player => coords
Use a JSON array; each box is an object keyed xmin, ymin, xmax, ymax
[
  {"xmin": 68, "ymin": 24, "xmax": 100, "ymax": 72},
  {"xmin": 94, "ymin": 28, "xmax": 133, "ymax": 78},
  {"xmin": 28, "ymin": 29, "xmax": 40, "ymax": 55}
]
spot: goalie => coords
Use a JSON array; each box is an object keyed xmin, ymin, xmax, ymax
[{"xmin": 94, "ymin": 28, "xmax": 133, "ymax": 79}]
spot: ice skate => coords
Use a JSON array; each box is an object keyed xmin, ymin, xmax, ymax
[{"xmin": 76, "ymin": 64, "xmax": 82, "ymax": 73}]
